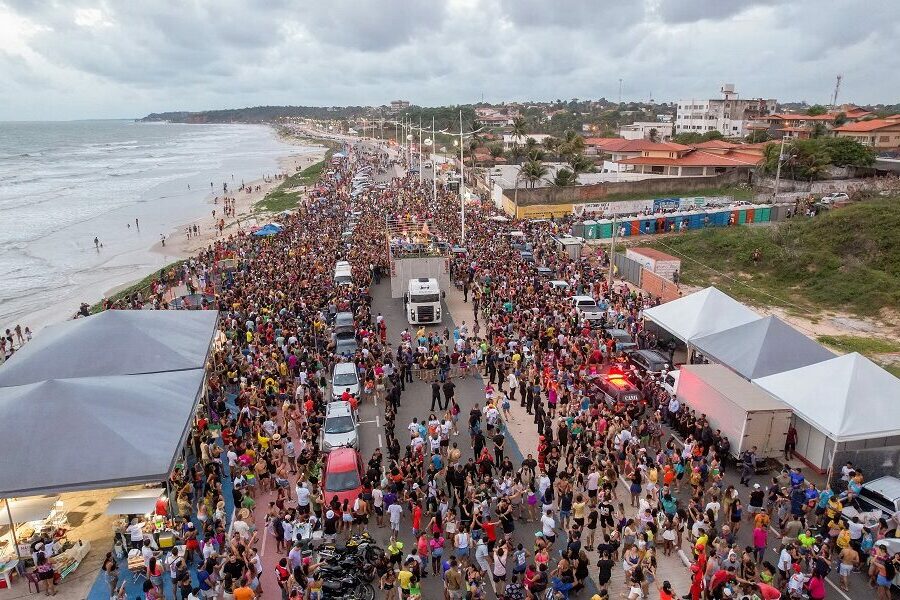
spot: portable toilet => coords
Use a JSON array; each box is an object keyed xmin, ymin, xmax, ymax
[
  {"xmin": 654, "ymin": 215, "xmax": 666, "ymax": 233},
  {"xmin": 713, "ymin": 209, "xmax": 730, "ymax": 226},
  {"xmin": 583, "ymin": 220, "xmax": 598, "ymax": 240},
  {"xmin": 737, "ymin": 208, "xmax": 748, "ymax": 224},
  {"xmin": 756, "ymin": 205, "xmax": 771, "ymax": 223},
  {"xmin": 639, "ymin": 215, "xmax": 656, "ymax": 235},
  {"xmin": 745, "ymin": 207, "xmax": 755, "ymax": 223},
  {"xmin": 688, "ymin": 210, "xmax": 703, "ymax": 230},
  {"xmin": 570, "ymin": 222, "xmax": 586, "ymax": 238},
  {"xmin": 629, "ymin": 219, "xmax": 640, "ymax": 236},
  {"xmin": 596, "ymin": 219, "xmax": 613, "ymax": 239}
]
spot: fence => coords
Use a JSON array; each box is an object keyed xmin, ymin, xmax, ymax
[
  {"xmin": 641, "ymin": 270, "xmax": 683, "ymax": 302},
  {"xmin": 612, "ymin": 253, "xmax": 643, "ymax": 287}
]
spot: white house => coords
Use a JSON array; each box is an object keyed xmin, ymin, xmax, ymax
[
  {"xmin": 618, "ymin": 122, "xmax": 673, "ymax": 141},
  {"xmin": 675, "ymin": 84, "xmax": 776, "ymax": 138}
]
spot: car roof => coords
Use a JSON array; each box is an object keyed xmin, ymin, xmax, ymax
[
  {"xmin": 572, "ymin": 295, "xmax": 594, "ymax": 302},
  {"xmin": 333, "ymin": 362, "xmax": 357, "ymax": 374},
  {"xmin": 327, "ymin": 447, "xmax": 359, "ymax": 471},
  {"xmin": 864, "ymin": 476, "xmax": 900, "ymax": 500},
  {"xmin": 550, "ymin": 280, "xmax": 568, "ymax": 286},
  {"xmin": 326, "ymin": 401, "xmax": 352, "ymax": 417},
  {"xmin": 609, "ymin": 328, "xmax": 631, "ymax": 335},
  {"xmin": 633, "ymin": 349, "xmax": 669, "ymax": 360}
]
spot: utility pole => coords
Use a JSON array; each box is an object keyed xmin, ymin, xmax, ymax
[
  {"xmin": 459, "ymin": 109, "xmax": 466, "ymax": 245},
  {"xmin": 432, "ymin": 116, "xmax": 437, "ymax": 201},
  {"xmin": 418, "ymin": 116, "xmax": 423, "ymax": 184},
  {"xmin": 607, "ymin": 212, "xmax": 617, "ymax": 288},
  {"xmin": 618, "ymin": 78, "xmax": 623, "ymax": 105},
  {"xmin": 772, "ymin": 134, "xmax": 787, "ymax": 202}
]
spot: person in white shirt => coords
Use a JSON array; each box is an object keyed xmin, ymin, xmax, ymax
[
  {"xmin": 296, "ymin": 483, "xmax": 311, "ymax": 513},
  {"xmin": 541, "ymin": 510, "xmax": 556, "ymax": 543},
  {"xmin": 387, "ymin": 502, "xmax": 403, "ymax": 535},
  {"xmin": 125, "ymin": 518, "xmax": 145, "ymax": 549},
  {"xmin": 372, "ymin": 487, "xmax": 384, "ymax": 527}
]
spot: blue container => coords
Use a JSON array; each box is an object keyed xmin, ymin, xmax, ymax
[
  {"xmin": 713, "ymin": 210, "xmax": 730, "ymax": 226},
  {"xmin": 688, "ymin": 212, "xmax": 703, "ymax": 229},
  {"xmin": 639, "ymin": 217, "xmax": 656, "ymax": 235}
]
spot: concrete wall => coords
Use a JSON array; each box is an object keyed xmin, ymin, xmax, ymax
[
  {"xmin": 505, "ymin": 170, "xmax": 747, "ymax": 207},
  {"xmin": 389, "ymin": 257, "xmax": 452, "ymax": 299}
]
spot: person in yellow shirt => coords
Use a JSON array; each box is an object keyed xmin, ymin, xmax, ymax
[{"xmin": 397, "ymin": 568, "xmax": 413, "ymax": 597}]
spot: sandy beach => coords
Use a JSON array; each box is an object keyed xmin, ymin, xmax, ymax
[{"xmin": 102, "ymin": 141, "xmax": 328, "ymax": 299}]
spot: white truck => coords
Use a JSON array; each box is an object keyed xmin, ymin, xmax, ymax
[
  {"xmin": 405, "ymin": 277, "xmax": 443, "ymax": 325},
  {"xmin": 676, "ymin": 364, "xmax": 792, "ymax": 460}
]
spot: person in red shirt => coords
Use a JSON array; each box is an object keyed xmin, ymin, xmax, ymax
[
  {"xmin": 481, "ymin": 517, "xmax": 500, "ymax": 552},
  {"xmin": 412, "ymin": 504, "xmax": 422, "ymax": 538},
  {"xmin": 688, "ymin": 564, "xmax": 704, "ymax": 600},
  {"xmin": 755, "ymin": 582, "xmax": 782, "ymax": 600}
]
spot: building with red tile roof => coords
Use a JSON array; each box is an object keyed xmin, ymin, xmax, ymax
[{"xmin": 833, "ymin": 119, "xmax": 900, "ymax": 149}]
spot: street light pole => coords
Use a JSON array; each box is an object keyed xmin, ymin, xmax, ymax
[
  {"xmin": 459, "ymin": 110, "xmax": 465, "ymax": 245},
  {"xmin": 608, "ymin": 212, "xmax": 617, "ymax": 288},
  {"xmin": 418, "ymin": 116, "xmax": 423, "ymax": 184},
  {"xmin": 432, "ymin": 116, "xmax": 437, "ymax": 201}
]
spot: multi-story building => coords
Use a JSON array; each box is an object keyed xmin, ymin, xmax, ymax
[
  {"xmin": 390, "ymin": 100, "xmax": 411, "ymax": 111},
  {"xmin": 618, "ymin": 121, "xmax": 674, "ymax": 141},
  {"xmin": 675, "ymin": 84, "xmax": 776, "ymax": 138},
  {"xmin": 833, "ymin": 116, "xmax": 900, "ymax": 149}
]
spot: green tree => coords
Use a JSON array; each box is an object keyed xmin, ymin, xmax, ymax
[
  {"xmin": 521, "ymin": 159, "xmax": 548, "ymax": 188},
  {"xmin": 671, "ymin": 132, "xmax": 704, "ymax": 145},
  {"xmin": 833, "ymin": 112, "xmax": 848, "ymax": 127},
  {"xmin": 505, "ymin": 145, "xmax": 525, "ymax": 164},
  {"xmin": 542, "ymin": 136, "xmax": 560, "ymax": 158},
  {"xmin": 527, "ymin": 147, "xmax": 546, "ymax": 162},
  {"xmin": 746, "ymin": 130, "xmax": 772, "ymax": 143},
  {"xmin": 553, "ymin": 168, "xmax": 578, "ymax": 186},
  {"xmin": 648, "ymin": 128, "xmax": 659, "ymax": 142},
  {"xmin": 806, "ymin": 105, "xmax": 828, "ymax": 116},
  {"xmin": 489, "ymin": 144, "xmax": 504, "ymax": 159},
  {"xmin": 511, "ymin": 116, "xmax": 528, "ymax": 139},
  {"xmin": 823, "ymin": 137, "xmax": 876, "ymax": 167}
]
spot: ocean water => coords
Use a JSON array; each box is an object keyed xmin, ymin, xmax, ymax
[{"xmin": 0, "ymin": 120, "xmax": 309, "ymax": 331}]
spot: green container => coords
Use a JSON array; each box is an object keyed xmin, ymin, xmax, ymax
[
  {"xmin": 596, "ymin": 219, "xmax": 613, "ymax": 239},
  {"xmin": 738, "ymin": 209, "xmax": 747, "ymax": 224},
  {"xmin": 756, "ymin": 206, "xmax": 771, "ymax": 223},
  {"xmin": 583, "ymin": 220, "xmax": 598, "ymax": 239}
]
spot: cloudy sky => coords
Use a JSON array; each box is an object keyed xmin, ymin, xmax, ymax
[{"xmin": 1, "ymin": 0, "xmax": 897, "ymax": 121}]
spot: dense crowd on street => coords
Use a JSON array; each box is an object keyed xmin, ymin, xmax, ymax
[{"xmin": 89, "ymin": 140, "xmax": 900, "ymax": 600}]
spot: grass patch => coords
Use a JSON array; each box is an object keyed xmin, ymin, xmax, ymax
[
  {"xmin": 600, "ymin": 185, "xmax": 754, "ymax": 202},
  {"xmin": 643, "ymin": 196, "xmax": 900, "ymax": 317},
  {"xmin": 91, "ymin": 259, "xmax": 186, "ymax": 313},
  {"xmin": 254, "ymin": 149, "xmax": 333, "ymax": 213},
  {"xmin": 886, "ymin": 364, "xmax": 900, "ymax": 378},
  {"xmin": 817, "ymin": 335, "xmax": 900, "ymax": 355}
]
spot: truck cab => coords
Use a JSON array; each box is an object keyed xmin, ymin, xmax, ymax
[{"xmin": 405, "ymin": 277, "xmax": 443, "ymax": 325}]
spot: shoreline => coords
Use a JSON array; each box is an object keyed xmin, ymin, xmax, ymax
[{"xmin": 101, "ymin": 139, "xmax": 328, "ymax": 300}]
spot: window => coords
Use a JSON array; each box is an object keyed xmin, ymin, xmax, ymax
[
  {"xmin": 650, "ymin": 166, "xmax": 664, "ymax": 174},
  {"xmin": 879, "ymin": 135, "xmax": 890, "ymax": 142}
]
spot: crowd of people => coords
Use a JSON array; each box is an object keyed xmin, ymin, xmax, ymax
[{"xmin": 80, "ymin": 139, "xmax": 900, "ymax": 600}]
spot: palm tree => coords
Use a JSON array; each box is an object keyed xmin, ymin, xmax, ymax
[
  {"xmin": 527, "ymin": 147, "xmax": 546, "ymax": 163},
  {"xmin": 511, "ymin": 116, "xmax": 528, "ymax": 138},
  {"xmin": 648, "ymin": 128, "xmax": 659, "ymax": 143},
  {"xmin": 553, "ymin": 168, "xmax": 578, "ymax": 187},
  {"xmin": 505, "ymin": 145, "xmax": 525, "ymax": 164},
  {"xmin": 489, "ymin": 144, "xmax": 504, "ymax": 160},
  {"xmin": 521, "ymin": 159, "xmax": 548, "ymax": 189},
  {"xmin": 524, "ymin": 137, "xmax": 539, "ymax": 153},
  {"xmin": 542, "ymin": 136, "xmax": 560, "ymax": 160},
  {"xmin": 568, "ymin": 153, "xmax": 594, "ymax": 176}
]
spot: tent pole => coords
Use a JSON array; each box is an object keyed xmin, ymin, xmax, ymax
[{"xmin": 4, "ymin": 500, "xmax": 23, "ymax": 562}]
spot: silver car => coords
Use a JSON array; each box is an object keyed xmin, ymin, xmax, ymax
[{"xmin": 322, "ymin": 401, "xmax": 358, "ymax": 452}]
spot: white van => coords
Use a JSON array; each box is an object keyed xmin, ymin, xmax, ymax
[
  {"xmin": 321, "ymin": 401, "xmax": 358, "ymax": 451},
  {"xmin": 331, "ymin": 362, "xmax": 360, "ymax": 400},
  {"xmin": 405, "ymin": 277, "xmax": 442, "ymax": 325},
  {"xmin": 334, "ymin": 261, "xmax": 353, "ymax": 286}
]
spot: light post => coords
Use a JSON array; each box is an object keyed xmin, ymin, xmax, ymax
[
  {"xmin": 453, "ymin": 110, "xmax": 486, "ymax": 245},
  {"xmin": 772, "ymin": 134, "xmax": 788, "ymax": 202}
]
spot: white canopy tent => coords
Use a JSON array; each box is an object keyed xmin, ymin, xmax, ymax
[
  {"xmin": 754, "ymin": 353, "xmax": 900, "ymax": 470},
  {"xmin": 642, "ymin": 287, "xmax": 761, "ymax": 343},
  {"xmin": 0, "ymin": 496, "xmax": 59, "ymax": 526},
  {"xmin": 105, "ymin": 489, "xmax": 166, "ymax": 515}
]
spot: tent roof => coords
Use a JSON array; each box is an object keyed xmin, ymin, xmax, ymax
[
  {"xmin": 0, "ymin": 496, "xmax": 60, "ymax": 526},
  {"xmin": 643, "ymin": 287, "xmax": 760, "ymax": 342},
  {"xmin": 754, "ymin": 353, "xmax": 900, "ymax": 442},
  {"xmin": 0, "ymin": 310, "xmax": 217, "ymax": 388},
  {"xmin": 105, "ymin": 488, "xmax": 165, "ymax": 515},
  {"xmin": 680, "ymin": 364, "xmax": 790, "ymax": 412},
  {"xmin": 691, "ymin": 316, "xmax": 836, "ymax": 379},
  {"xmin": 0, "ymin": 370, "xmax": 205, "ymax": 496}
]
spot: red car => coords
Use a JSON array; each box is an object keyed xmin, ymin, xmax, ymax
[{"xmin": 322, "ymin": 447, "xmax": 364, "ymax": 509}]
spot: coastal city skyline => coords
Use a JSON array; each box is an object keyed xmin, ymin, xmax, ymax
[{"xmin": 1, "ymin": 0, "xmax": 899, "ymax": 121}]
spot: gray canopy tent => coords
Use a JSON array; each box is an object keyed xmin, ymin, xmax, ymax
[
  {"xmin": 690, "ymin": 316, "xmax": 836, "ymax": 380},
  {"xmin": 0, "ymin": 310, "xmax": 218, "ymax": 387},
  {"xmin": 0, "ymin": 310, "xmax": 217, "ymax": 561}
]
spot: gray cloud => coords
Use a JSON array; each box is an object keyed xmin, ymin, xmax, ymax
[{"xmin": 0, "ymin": 0, "xmax": 897, "ymax": 121}]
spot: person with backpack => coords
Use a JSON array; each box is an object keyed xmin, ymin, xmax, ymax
[{"xmin": 740, "ymin": 446, "xmax": 757, "ymax": 486}]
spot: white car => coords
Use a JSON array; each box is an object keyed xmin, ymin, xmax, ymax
[
  {"xmin": 322, "ymin": 401, "xmax": 358, "ymax": 452},
  {"xmin": 549, "ymin": 280, "xmax": 570, "ymax": 291},
  {"xmin": 820, "ymin": 192, "xmax": 849, "ymax": 204},
  {"xmin": 661, "ymin": 370, "xmax": 680, "ymax": 397},
  {"xmin": 331, "ymin": 361, "xmax": 360, "ymax": 400}
]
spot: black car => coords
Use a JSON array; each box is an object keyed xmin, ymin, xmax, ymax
[{"xmin": 626, "ymin": 349, "xmax": 670, "ymax": 378}]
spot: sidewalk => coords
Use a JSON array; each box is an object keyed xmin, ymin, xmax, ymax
[{"xmin": 442, "ymin": 284, "xmax": 693, "ymax": 595}]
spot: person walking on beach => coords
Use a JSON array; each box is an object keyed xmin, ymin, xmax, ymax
[{"xmin": 94, "ymin": 237, "xmax": 100, "ymax": 250}]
